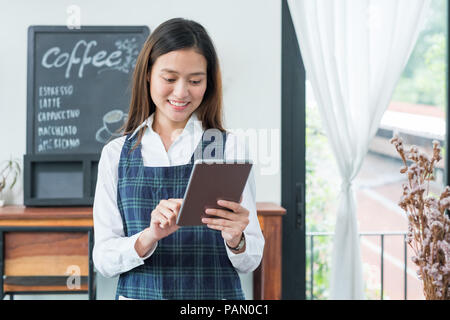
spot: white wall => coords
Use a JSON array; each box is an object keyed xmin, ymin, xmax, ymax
[{"xmin": 0, "ymin": 0, "xmax": 281, "ymax": 300}]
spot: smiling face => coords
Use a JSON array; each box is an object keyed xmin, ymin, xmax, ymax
[{"xmin": 149, "ymin": 48, "xmax": 208, "ymax": 130}]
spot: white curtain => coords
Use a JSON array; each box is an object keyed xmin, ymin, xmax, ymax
[{"xmin": 287, "ymin": 0, "xmax": 430, "ymax": 299}]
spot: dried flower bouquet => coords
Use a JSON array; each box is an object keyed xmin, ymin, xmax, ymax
[{"xmin": 390, "ymin": 135, "xmax": 449, "ymax": 299}]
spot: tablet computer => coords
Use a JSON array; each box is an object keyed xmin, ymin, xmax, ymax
[{"xmin": 176, "ymin": 160, "xmax": 253, "ymax": 226}]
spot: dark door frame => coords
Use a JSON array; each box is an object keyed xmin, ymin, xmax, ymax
[{"xmin": 281, "ymin": 0, "xmax": 306, "ymax": 300}]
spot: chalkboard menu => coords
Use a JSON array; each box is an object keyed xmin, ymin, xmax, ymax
[{"xmin": 24, "ymin": 26, "xmax": 149, "ymax": 206}]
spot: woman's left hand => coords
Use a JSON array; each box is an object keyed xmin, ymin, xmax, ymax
[{"xmin": 202, "ymin": 199, "xmax": 249, "ymax": 250}]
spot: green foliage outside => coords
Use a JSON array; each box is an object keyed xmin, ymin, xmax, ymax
[
  {"xmin": 392, "ymin": 0, "xmax": 447, "ymax": 109},
  {"xmin": 305, "ymin": 97, "xmax": 337, "ymax": 300}
]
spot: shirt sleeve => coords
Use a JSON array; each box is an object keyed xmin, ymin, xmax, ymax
[
  {"xmin": 223, "ymin": 132, "xmax": 265, "ymax": 274},
  {"xmin": 92, "ymin": 138, "xmax": 157, "ymax": 279}
]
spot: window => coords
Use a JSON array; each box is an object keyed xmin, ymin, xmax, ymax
[{"xmin": 305, "ymin": 0, "xmax": 447, "ymax": 300}]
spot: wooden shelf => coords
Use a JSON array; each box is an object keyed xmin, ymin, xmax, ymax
[
  {"xmin": 0, "ymin": 206, "xmax": 93, "ymax": 219},
  {"xmin": 0, "ymin": 206, "xmax": 93, "ymax": 227},
  {"xmin": 4, "ymin": 276, "xmax": 90, "ymax": 293}
]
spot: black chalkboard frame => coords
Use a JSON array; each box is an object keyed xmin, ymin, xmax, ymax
[
  {"xmin": 25, "ymin": 25, "xmax": 150, "ymax": 206},
  {"xmin": 24, "ymin": 154, "xmax": 100, "ymax": 206}
]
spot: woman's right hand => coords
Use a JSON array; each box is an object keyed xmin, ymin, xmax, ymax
[
  {"xmin": 147, "ymin": 198, "xmax": 182, "ymax": 241},
  {"xmin": 135, "ymin": 199, "xmax": 182, "ymax": 257}
]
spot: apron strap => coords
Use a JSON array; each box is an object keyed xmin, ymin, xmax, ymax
[{"xmin": 190, "ymin": 129, "xmax": 228, "ymax": 163}]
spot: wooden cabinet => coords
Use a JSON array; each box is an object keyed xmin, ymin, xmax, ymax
[
  {"xmin": 0, "ymin": 206, "xmax": 95, "ymax": 299},
  {"xmin": 0, "ymin": 203, "xmax": 285, "ymax": 300},
  {"xmin": 253, "ymin": 202, "xmax": 286, "ymax": 300}
]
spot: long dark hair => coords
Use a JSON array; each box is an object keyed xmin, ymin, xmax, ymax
[{"xmin": 122, "ymin": 18, "xmax": 225, "ymax": 150}]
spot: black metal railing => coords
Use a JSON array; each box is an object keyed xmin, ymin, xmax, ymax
[{"xmin": 306, "ymin": 231, "xmax": 409, "ymax": 300}]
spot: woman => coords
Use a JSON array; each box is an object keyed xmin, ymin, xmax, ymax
[{"xmin": 93, "ymin": 18, "xmax": 264, "ymax": 300}]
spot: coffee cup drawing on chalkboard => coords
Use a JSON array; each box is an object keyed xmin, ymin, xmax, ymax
[{"xmin": 96, "ymin": 109, "xmax": 128, "ymax": 144}]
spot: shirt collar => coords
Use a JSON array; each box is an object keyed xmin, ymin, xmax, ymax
[{"xmin": 128, "ymin": 111, "xmax": 203, "ymax": 140}]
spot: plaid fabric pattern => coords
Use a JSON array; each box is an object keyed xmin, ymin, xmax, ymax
[{"xmin": 115, "ymin": 129, "xmax": 245, "ymax": 300}]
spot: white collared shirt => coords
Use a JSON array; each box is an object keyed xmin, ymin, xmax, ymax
[{"xmin": 92, "ymin": 112, "xmax": 265, "ymax": 279}]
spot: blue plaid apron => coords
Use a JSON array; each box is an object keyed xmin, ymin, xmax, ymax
[{"xmin": 115, "ymin": 128, "xmax": 245, "ymax": 300}]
